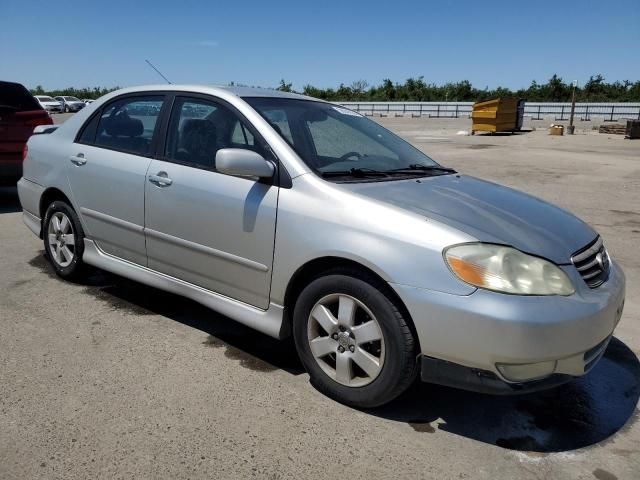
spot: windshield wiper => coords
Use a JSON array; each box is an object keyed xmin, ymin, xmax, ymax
[
  {"xmin": 387, "ymin": 164, "xmax": 457, "ymax": 174},
  {"xmin": 321, "ymin": 168, "xmax": 389, "ymax": 178},
  {"xmin": 321, "ymin": 165, "xmax": 457, "ymax": 179}
]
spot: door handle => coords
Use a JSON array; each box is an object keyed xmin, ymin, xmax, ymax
[
  {"xmin": 148, "ymin": 172, "xmax": 173, "ymax": 187},
  {"xmin": 70, "ymin": 154, "xmax": 87, "ymax": 166}
]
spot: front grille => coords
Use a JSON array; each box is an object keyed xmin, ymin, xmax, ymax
[{"xmin": 571, "ymin": 236, "xmax": 610, "ymax": 288}]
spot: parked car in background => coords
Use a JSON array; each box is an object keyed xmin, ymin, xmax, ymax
[
  {"xmin": 54, "ymin": 96, "xmax": 85, "ymax": 113},
  {"xmin": 0, "ymin": 81, "xmax": 53, "ymax": 186},
  {"xmin": 17, "ymin": 85, "xmax": 626, "ymax": 407},
  {"xmin": 83, "ymin": 99, "xmax": 95, "ymax": 105},
  {"xmin": 35, "ymin": 95, "xmax": 63, "ymax": 113}
]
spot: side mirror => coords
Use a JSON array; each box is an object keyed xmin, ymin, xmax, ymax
[{"xmin": 216, "ymin": 148, "xmax": 275, "ymax": 179}]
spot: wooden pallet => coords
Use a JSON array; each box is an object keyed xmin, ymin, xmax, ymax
[{"xmin": 599, "ymin": 124, "xmax": 626, "ymax": 135}]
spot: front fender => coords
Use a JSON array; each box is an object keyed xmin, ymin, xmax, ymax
[{"xmin": 269, "ymin": 175, "xmax": 476, "ymax": 305}]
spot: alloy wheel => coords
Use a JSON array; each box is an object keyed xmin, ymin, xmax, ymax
[
  {"xmin": 47, "ymin": 212, "xmax": 75, "ymax": 268},
  {"xmin": 307, "ymin": 294, "xmax": 385, "ymax": 387}
]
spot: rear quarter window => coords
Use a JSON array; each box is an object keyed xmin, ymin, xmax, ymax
[{"xmin": 0, "ymin": 81, "xmax": 41, "ymax": 112}]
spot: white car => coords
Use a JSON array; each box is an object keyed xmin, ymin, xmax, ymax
[
  {"xmin": 34, "ymin": 95, "xmax": 63, "ymax": 113},
  {"xmin": 54, "ymin": 96, "xmax": 86, "ymax": 113},
  {"xmin": 83, "ymin": 99, "xmax": 95, "ymax": 105}
]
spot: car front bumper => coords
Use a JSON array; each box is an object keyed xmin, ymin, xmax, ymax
[{"xmin": 391, "ymin": 261, "xmax": 626, "ymax": 392}]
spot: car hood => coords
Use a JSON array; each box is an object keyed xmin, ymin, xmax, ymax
[{"xmin": 341, "ymin": 174, "xmax": 597, "ymax": 264}]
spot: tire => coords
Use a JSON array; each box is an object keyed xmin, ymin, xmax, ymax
[
  {"xmin": 43, "ymin": 200, "xmax": 87, "ymax": 281},
  {"xmin": 293, "ymin": 271, "xmax": 418, "ymax": 408}
]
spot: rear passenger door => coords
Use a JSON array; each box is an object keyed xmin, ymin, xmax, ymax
[
  {"xmin": 68, "ymin": 95, "xmax": 165, "ymax": 265},
  {"xmin": 144, "ymin": 95, "xmax": 278, "ymax": 309}
]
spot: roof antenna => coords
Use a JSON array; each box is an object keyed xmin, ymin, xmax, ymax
[{"xmin": 145, "ymin": 59, "xmax": 172, "ymax": 84}]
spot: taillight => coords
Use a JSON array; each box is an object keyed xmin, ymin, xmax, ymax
[
  {"xmin": 25, "ymin": 114, "xmax": 53, "ymax": 127},
  {"xmin": 22, "ymin": 144, "xmax": 28, "ymax": 161}
]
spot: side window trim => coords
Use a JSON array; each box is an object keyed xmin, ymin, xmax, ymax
[{"xmin": 73, "ymin": 90, "xmax": 292, "ymax": 188}]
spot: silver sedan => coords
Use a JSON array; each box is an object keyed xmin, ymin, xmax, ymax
[{"xmin": 17, "ymin": 85, "xmax": 625, "ymax": 407}]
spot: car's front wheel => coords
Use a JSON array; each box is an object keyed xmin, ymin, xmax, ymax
[
  {"xmin": 43, "ymin": 201, "xmax": 87, "ymax": 280},
  {"xmin": 293, "ymin": 272, "xmax": 418, "ymax": 408}
]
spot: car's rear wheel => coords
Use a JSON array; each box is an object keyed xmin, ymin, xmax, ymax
[
  {"xmin": 43, "ymin": 201, "xmax": 87, "ymax": 280},
  {"xmin": 293, "ymin": 272, "xmax": 418, "ymax": 408}
]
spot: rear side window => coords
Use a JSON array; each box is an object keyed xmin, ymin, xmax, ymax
[
  {"xmin": 88, "ymin": 96, "xmax": 164, "ymax": 155},
  {"xmin": 0, "ymin": 81, "xmax": 41, "ymax": 112}
]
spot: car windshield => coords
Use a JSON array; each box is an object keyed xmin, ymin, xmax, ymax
[
  {"xmin": 38, "ymin": 96, "xmax": 55, "ymax": 102},
  {"xmin": 65, "ymin": 96, "xmax": 81, "ymax": 101},
  {"xmin": 245, "ymin": 97, "xmax": 444, "ymax": 179}
]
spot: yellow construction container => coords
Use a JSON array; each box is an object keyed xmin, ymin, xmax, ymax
[{"xmin": 471, "ymin": 98, "xmax": 518, "ymax": 134}]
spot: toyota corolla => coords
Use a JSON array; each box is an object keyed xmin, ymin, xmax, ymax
[{"xmin": 17, "ymin": 85, "xmax": 626, "ymax": 407}]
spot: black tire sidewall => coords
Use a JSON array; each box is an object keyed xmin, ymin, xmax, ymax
[
  {"xmin": 293, "ymin": 274, "xmax": 416, "ymax": 408},
  {"xmin": 43, "ymin": 201, "xmax": 86, "ymax": 279}
]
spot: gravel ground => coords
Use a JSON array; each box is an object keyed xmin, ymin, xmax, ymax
[{"xmin": 0, "ymin": 113, "xmax": 638, "ymax": 479}]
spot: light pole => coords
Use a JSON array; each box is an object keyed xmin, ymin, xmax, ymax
[{"xmin": 567, "ymin": 80, "xmax": 577, "ymax": 135}]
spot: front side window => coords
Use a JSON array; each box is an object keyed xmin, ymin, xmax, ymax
[
  {"xmin": 245, "ymin": 98, "xmax": 444, "ymax": 181},
  {"xmin": 91, "ymin": 96, "xmax": 164, "ymax": 155},
  {"xmin": 164, "ymin": 97, "xmax": 264, "ymax": 170}
]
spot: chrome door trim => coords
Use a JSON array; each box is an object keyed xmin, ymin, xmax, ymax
[
  {"xmin": 80, "ymin": 207, "xmax": 144, "ymax": 233},
  {"xmin": 82, "ymin": 239, "xmax": 285, "ymax": 339},
  {"xmin": 145, "ymin": 227, "xmax": 269, "ymax": 272}
]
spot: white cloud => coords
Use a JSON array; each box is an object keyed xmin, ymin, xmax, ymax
[{"xmin": 193, "ymin": 40, "xmax": 219, "ymax": 47}]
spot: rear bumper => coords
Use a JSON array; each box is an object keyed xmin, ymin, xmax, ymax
[
  {"xmin": 392, "ymin": 261, "xmax": 626, "ymax": 390},
  {"xmin": 17, "ymin": 177, "xmax": 44, "ymax": 236}
]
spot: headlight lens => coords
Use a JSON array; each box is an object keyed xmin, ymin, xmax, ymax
[{"xmin": 444, "ymin": 243, "xmax": 574, "ymax": 295}]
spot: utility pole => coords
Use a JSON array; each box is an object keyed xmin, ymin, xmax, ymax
[{"xmin": 567, "ymin": 80, "xmax": 577, "ymax": 134}]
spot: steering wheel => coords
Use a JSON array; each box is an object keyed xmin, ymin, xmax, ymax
[{"xmin": 339, "ymin": 151, "xmax": 362, "ymax": 160}]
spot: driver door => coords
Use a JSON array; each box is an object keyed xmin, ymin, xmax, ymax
[{"xmin": 144, "ymin": 95, "xmax": 278, "ymax": 309}]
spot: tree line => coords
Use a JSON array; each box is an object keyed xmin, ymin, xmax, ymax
[
  {"xmin": 30, "ymin": 85, "xmax": 120, "ymax": 100},
  {"xmin": 278, "ymin": 75, "xmax": 640, "ymax": 102},
  {"xmin": 30, "ymin": 74, "xmax": 640, "ymax": 102}
]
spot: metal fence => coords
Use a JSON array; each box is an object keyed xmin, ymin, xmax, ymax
[{"xmin": 338, "ymin": 102, "xmax": 640, "ymax": 121}]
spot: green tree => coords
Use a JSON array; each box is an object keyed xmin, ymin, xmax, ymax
[{"xmin": 276, "ymin": 79, "xmax": 293, "ymax": 92}]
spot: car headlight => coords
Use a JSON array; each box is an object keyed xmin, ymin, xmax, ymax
[{"xmin": 444, "ymin": 243, "xmax": 574, "ymax": 296}]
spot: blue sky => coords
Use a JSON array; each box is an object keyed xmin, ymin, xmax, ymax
[{"xmin": 1, "ymin": 0, "xmax": 638, "ymax": 91}]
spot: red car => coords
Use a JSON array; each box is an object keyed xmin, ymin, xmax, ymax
[{"xmin": 0, "ymin": 81, "xmax": 53, "ymax": 186}]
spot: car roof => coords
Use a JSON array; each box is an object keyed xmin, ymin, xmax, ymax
[{"xmin": 102, "ymin": 84, "xmax": 320, "ymax": 102}]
